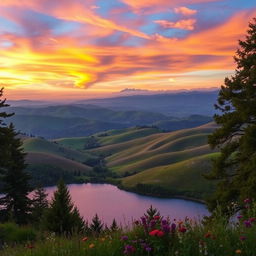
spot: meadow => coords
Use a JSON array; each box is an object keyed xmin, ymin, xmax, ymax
[{"xmin": 1, "ymin": 199, "xmax": 256, "ymax": 256}]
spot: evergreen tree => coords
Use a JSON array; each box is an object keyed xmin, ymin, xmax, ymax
[
  {"xmin": 44, "ymin": 180, "xmax": 84, "ymax": 234},
  {"xmin": 72, "ymin": 206, "xmax": 85, "ymax": 233},
  {"xmin": 31, "ymin": 186, "xmax": 48, "ymax": 224},
  {"xmin": 0, "ymin": 89, "xmax": 31, "ymax": 224},
  {"xmin": 90, "ymin": 214, "xmax": 103, "ymax": 235},
  {"xmin": 207, "ymin": 18, "xmax": 256, "ymax": 212},
  {"xmin": 110, "ymin": 218, "xmax": 118, "ymax": 231},
  {"xmin": 145, "ymin": 205, "xmax": 160, "ymax": 219}
]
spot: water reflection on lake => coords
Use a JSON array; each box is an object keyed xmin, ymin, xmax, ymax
[{"xmin": 45, "ymin": 183, "xmax": 209, "ymax": 225}]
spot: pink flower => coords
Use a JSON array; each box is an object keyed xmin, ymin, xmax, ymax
[
  {"xmin": 149, "ymin": 229, "xmax": 159, "ymax": 236},
  {"xmin": 156, "ymin": 230, "xmax": 164, "ymax": 237},
  {"xmin": 244, "ymin": 198, "xmax": 251, "ymax": 204},
  {"xmin": 178, "ymin": 226, "xmax": 187, "ymax": 233}
]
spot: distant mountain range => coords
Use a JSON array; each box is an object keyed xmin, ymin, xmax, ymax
[
  {"xmin": 7, "ymin": 104, "xmax": 211, "ymax": 139},
  {"xmin": 75, "ymin": 90, "xmax": 219, "ymax": 116}
]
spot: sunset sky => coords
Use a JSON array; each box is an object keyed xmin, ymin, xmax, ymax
[{"xmin": 0, "ymin": 0, "xmax": 256, "ymax": 100}]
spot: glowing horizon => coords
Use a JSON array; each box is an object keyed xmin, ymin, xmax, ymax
[{"xmin": 0, "ymin": 0, "xmax": 255, "ymax": 100}]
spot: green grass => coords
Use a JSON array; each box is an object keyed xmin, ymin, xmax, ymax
[
  {"xmin": 23, "ymin": 137, "xmax": 94, "ymax": 163},
  {"xmin": 3, "ymin": 200, "xmax": 256, "ymax": 256},
  {"xmin": 121, "ymin": 153, "xmax": 219, "ymax": 199},
  {"xmin": 26, "ymin": 152, "xmax": 92, "ymax": 173},
  {"xmin": 54, "ymin": 137, "xmax": 93, "ymax": 151},
  {"xmin": 97, "ymin": 127, "xmax": 160, "ymax": 145}
]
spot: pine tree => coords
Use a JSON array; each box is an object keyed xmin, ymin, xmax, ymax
[
  {"xmin": 110, "ymin": 218, "xmax": 118, "ymax": 231},
  {"xmin": 145, "ymin": 205, "xmax": 160, "ymax": 219},
  {"xmin": 207, "ymin": 18, "xmax": 256, "ymax": 212},
  {"xmin": 31, "ymin": 186, "xmax": 48, "ymax": 224},
  {"xmin": 44, "ymin": 180, "xmax": 84, "ymax": 234},
  {"xmin": 72, "ymin": 206, "xmax": 85, "ymax": 233},
  {"xmin": 90, "ymin": 214, "xmax": 103, "ymax": 235},
  {"xmin": 0, "ymin": 89, "xmax": 31, "ymax": 224}
]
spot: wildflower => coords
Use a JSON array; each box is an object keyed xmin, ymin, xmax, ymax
[
  {"xmin": 178, "ymin": 226, "xmax": 187, "ymax": 233},
  {"xmin": 239, "ymin": 235, "xmax": 246, "ymax": 241},
  {"xmin": 149, "ymin": 229, "xmax": 159, "ymax": 236},
  {"xmin": 249, "ymin": 217, "xmax": 255, "ymax": 223},
  {"xmin": 244, "ymin": 220, "xmax": 252, "ymax": 228},
  {"xmin": 161, "ymin": 219, "xmax": 168, "ymax": 225},
  {"xmin": 101, "ymin": 238, "xmax": 106, "ymax": 242},
  {"xmin": 171, "ymin": 223, "xmax": 176, "ymax": 233},
  {"xmin": 145, "ymin": 247, "xmax": 152, "ymax": 252},
  {"xmin": 156, "ymin": 230, "xmax": 164, "ymax": 237},
  {"xmin": 154, "ymin": 215, "xmax": 160, "ymax": 220},
  {"xmin": 124, "ymin": 244, "xmax": 136, "ymax": 254},
  {"xmin": 235, "ymin": 249, "xmax": 242, "ymax": 254},
  {"xmin": 237, "ymin": 215, "xmax": 243, "ymax": 220},
  {"xmin": 26, "ymin": 244, "xmax": 34, "ymax": 249},
  {"xmin": 121, "ymin": 235, "xmax": 129, "ymax": 241},
  {"xmin": 89, "ymin": 243, "xmax": 95, "ymax": 249},
  {"xmin": 162, "ymin": 224, "xmax": 170, "ymax": 233},
  {"xmin": 244, "ymin": 198, "xmax": 251, "ymax": 204},
  {"xmin": 82, "ymin": 237, "xmax": 88, "ymax": 242},
  {"xmin": 141, "ymin": 216, "xmax": 147, "ymax": 225},
  {"xmin": 150, "ymin": 220, "xmax": 156, "ymax": 228},
  {"xmin": 204, "ymin": 232, "xmax": 211, "ymax": 238}
]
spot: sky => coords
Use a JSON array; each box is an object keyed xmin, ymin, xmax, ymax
[{"xmin": 0, "ymin": 0, "xmax": 256, "ymax": 100}]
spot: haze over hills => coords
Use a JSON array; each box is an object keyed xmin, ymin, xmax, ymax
[
  {"xmin": 7, "ymin": 105, "xmax": 212, "ymax": 139},
  {"xmin": 75, "ymin": 90, "xmax": 219, "ymax": 116},
  {"xmin": 6, "ymin": 91, "xmax": 217, "ymax": 139}
]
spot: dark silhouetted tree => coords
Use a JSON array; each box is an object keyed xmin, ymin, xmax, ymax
[
  {"xmin": 0, "ymin": 88, "xmax": 31, "ymax": 224},
  {"xmin": 31, "ymin": 186, "xmax": 48, "ymax": 224},
  {"xmin": 207, "ymin": 18, "xmax": 256, "ymax": 212},
  {"xmin": 90, "ymin": 214, "xmax": 103, "ymax": 235},
  {"xmin": 44, "ymin": 180, "xmax": 84, "ymax": 234},
  {"xmin": 110, "ymin": 218, "xmax": 118, "ymax": 231}
]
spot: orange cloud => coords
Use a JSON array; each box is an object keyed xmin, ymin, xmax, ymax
[
  {"xmin": 0, "ymin": 0, "xmax": 255, "ymax": 99},
  {"xmin": 174, "ymin": 6, "xmax": 197, "ymax": 16},
  {"xmin": 154, "ymin": 19, "xmax": 196, "ymax": 30},
  {"xmin": 121, "ymin": 0, "xmax": 219, "ymax": 11}
]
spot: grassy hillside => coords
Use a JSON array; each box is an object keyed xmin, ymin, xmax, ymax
[
  {"xmin": 121, "ymin": 153, "xmax": 219, "ymax": 199},
  {"xmin": 21, "ymin": 137, "xmax": 97, "ymax": 187},
  {"xmin": 84, "ymin": 123, "xmax": 218, "ymax": 200},
  {"xmin": 19, "ymin": 123, "xmax": 218, "ymax": 200},
  {"xmin": 26, "ymin": 152, "xmax": 92, "ymax": 173},
  {"xmin": 23, "ymin": 137, "xmax": 94, "ymax": 164}
]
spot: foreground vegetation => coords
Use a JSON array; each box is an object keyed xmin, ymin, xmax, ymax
[{"xmin": 2, "ymin": 199, "xmax": 256, "ymax": 256}]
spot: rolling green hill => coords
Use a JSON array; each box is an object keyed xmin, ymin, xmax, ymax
[
  {"xmin": 83, "ymin": 124, "xmax": 218, "ymax": 200},
  {"xmin": 20, "ymin": 123, "xmax": 218, "ymax": 200},
  {"xmin": 21, "ymin": 137, "xmax": 97, "ymax": 187},
  {"xmin": 121, "ymin": 153, "xmax": 219, "ymax": 199}
]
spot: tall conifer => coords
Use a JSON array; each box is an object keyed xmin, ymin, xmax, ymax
[{"xmin": 207, "ymin": 19, "xmax": 256, "ymax": 212}]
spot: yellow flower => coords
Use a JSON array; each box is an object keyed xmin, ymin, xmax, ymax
[
  {"xmin": 89, "ymin": 243, "xmax": 95, "ymax": 249},
  {"xmin": 101, "ymin": 238, "xmax": 106, "ymax": 242},
  {"xmin": 235, "ymin": 249, "xmax": 242, "ymax": 254}
]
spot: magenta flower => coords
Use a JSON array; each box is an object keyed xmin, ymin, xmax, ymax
[
  {"xmin": 124, "ymin": 244, "xmax": 136, "ymax": 254},
  {"xmin": 244, "ymin": 198, "xmax": 251, "ymax": 204},
  {"xmin": 244, "ymin": 220, "xmax": 252, "ymax": 228}
]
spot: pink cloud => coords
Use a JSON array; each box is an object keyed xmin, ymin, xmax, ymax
[
  {"xmin": 174, "ymin": 6, "xmax": 197, "ymax": 16},
  {"xmin": 154, "ymin": 19, "xmax": 196, "ymax": 30}
]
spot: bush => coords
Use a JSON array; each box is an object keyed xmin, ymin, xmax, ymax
[{"xmin": 0, "ymin": 223, "xmax": 36, "ymax": 244}]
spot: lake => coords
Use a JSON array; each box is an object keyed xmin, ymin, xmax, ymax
[{"xmin": 45, "ymin": 183, "xmax": 209, "ymax": 226}]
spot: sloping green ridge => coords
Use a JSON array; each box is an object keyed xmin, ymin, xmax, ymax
[
  {"xmin": 121, "ymin": 153, "xmax": 219, "ymax": 199},
  {"xmin": 23, "ymin": 137, "xmax": 94, "ymax": 164},
  {"xmin": 26, "ymin": 152, "xmax": 92, "ymax": 173}
]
